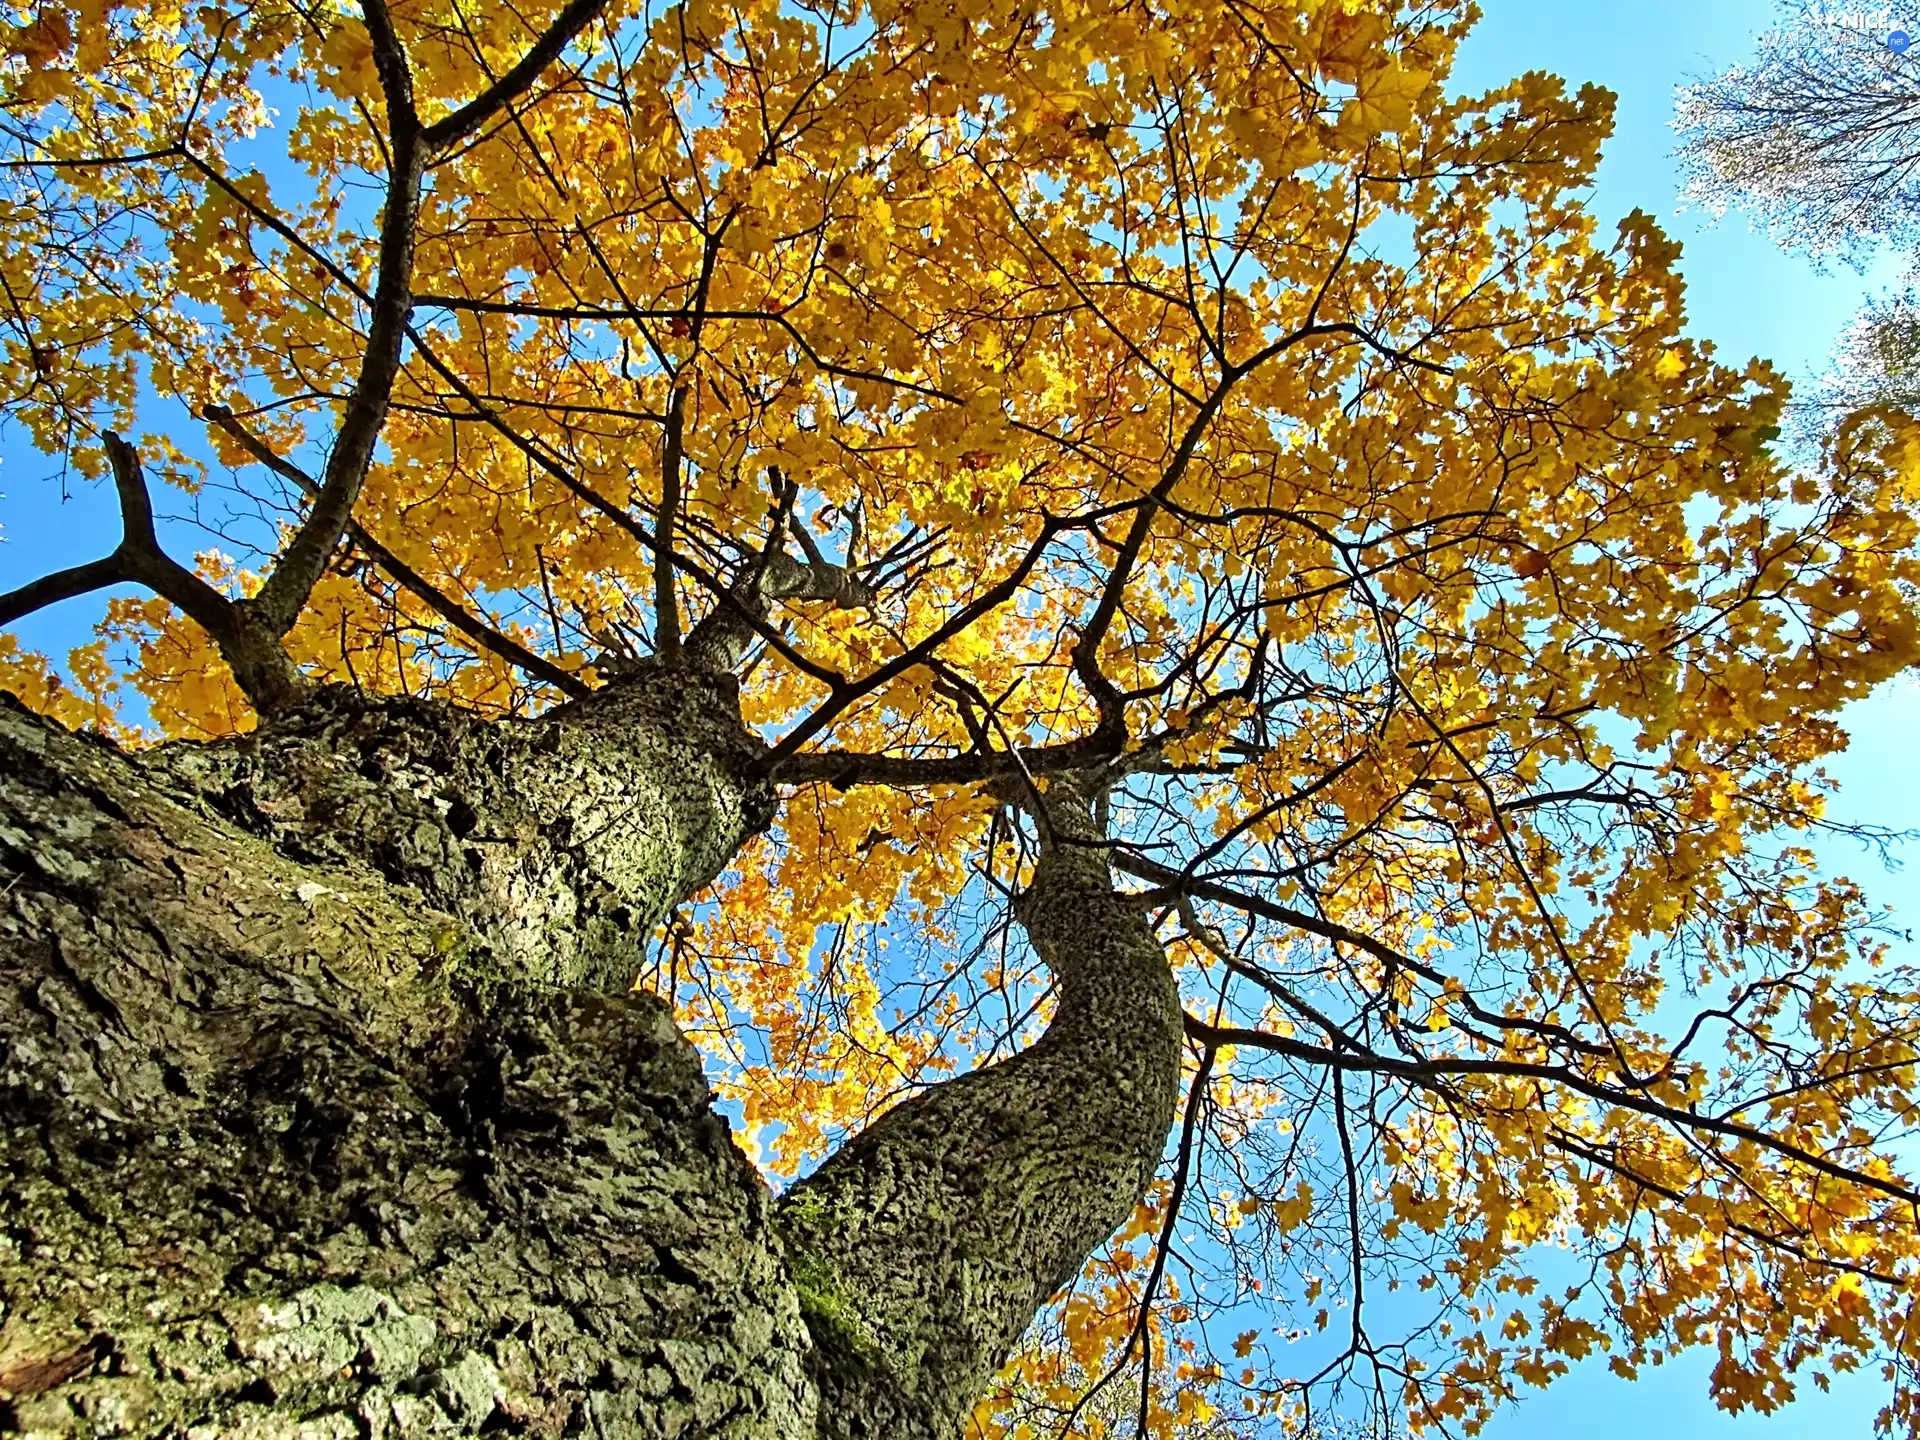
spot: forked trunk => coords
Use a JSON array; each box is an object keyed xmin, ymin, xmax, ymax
[
  {"xmin": 1, "ymin": 692, "xmax": 1179, "ymax": 1439},
  {"xmin": 774, "ymin": 776, "xmax": 1184, "ymax": 1437}
]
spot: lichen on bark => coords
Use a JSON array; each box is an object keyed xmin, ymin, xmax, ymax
[
  {"xmin": 0, "ymin": 684, "xmax": 811, "ymax": 1438},
  {"xmin": 2, "ymin": 681, "xmax": 1184, "ymax": 1440},
  {"xmin": 148, "ymin": 664, "xmax": 775, "ymax": 995}
]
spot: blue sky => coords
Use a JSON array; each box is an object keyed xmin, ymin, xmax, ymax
[{"xmin": 1, "ymin": 0, "xmax": 1915, "ymax": 1433}]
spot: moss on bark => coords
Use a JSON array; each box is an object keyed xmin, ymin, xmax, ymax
[
  {"xmin": 0, "ymin": 687, "xmax": 811, "ymax": 1438},
  {"xmin": 1, "ymin": 693, "xmax": 1183, "ymax": 1440}
]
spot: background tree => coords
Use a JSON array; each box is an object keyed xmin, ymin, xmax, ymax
[
  {"xmin": 1676, "ymin": 0, "xmax": 1920, "ymax": 413},
  {"xmin": 5, "ymin": 1, "xmax": 1920, "ymax": 1438}
]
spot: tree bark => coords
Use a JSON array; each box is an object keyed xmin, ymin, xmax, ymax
[
  {"xmin": 1, "ymin": 686, "xmax": 1178, "ymax": 1439},
  {"xmin": 0, "ymin": 678, "xmax": 814, "ymax": 1438}
]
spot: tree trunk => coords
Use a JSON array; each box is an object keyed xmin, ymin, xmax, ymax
[
  {"xmin": 0, "ymin": 678, "xmax": 819, "ymax": 1438},
  {"xmin": 0, "ymin": 687, "xmax": 1178, "ymax": 1439}
]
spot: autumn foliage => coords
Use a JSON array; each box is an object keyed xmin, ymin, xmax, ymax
[{"xmin": 6, "ymin": 0, "xmax": 1920, "ymax": 1433}]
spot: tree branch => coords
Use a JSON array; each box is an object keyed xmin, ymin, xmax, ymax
[
  {"xmin": 0, "ymin": 434, "xmax": 307, "ymax": 715},
  {"xmin": 753, "ymin": 515, "xmax": 1076, "ymax": 775},
  {"xmin": 245, "ymin": 0, "xmax": 424, "ymax": 638},
  {"xmin": 0, "ymin": 557, "xmax": 126, "ymax": 628},
  {"xmin": 419, "ymin": 0, "xmax": 607, "ymax": 152},
  {"xmin": 681, "ymin": 549, "xmax": 876, "ymax": 674},
  {"xmin": 238, "ymin": 0, "xmax": 607, "ymax": 645},
  {"xmin": 1119, "ymin": 849, "xmax": 1608, "ymax": 1059},
  {"xmin": 399, "ymin": 326, "xmax": 854, "ymax": 690},
  {"xmin": 653, "ymin": 385, "xmax": 688, "ymax": 659},
  {"xmin": 769, "ymin": 738, "xmax": 1102, "ymax": 789},
  {"xmin": 204, "ymin": 405, "xmax": 589, "ymax": 699},
  {"xmin": 1182, "ymin": 1015, "xmax": 1920, "ymax": 1207}
]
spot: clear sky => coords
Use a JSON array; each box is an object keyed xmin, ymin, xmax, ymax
[
  {"xmin": 1458, "ymin": 2, "xmax": 1912, "ymax": 1434},
  {"xmin": 0, "ymin": 1, "xmax": 1913, "ymax": 1433}
]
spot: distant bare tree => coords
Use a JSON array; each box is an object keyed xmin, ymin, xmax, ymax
[
  {"xmin": 1830, "ymin": 288, "xmax": 1920, "ymax": 410},
  {"xmin": 1677, "ymin": 0, "xmax": 1920, "ymax": 410},
  {"xmin": 1677, "ymin": 0, "xmax": 1920, "ymax": 258}
]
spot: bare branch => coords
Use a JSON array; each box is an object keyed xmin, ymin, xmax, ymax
[
  {"xmin": 0, "ymin": 434, "xmax": 306, "ymax": 715},
  {"xmin": 654, "ymin": 386, "xmax": 688, "ymax": 659},
  {"xmin": 1116, "ymin": 849, "xmax": 1610, "ymax": 1058},
  {"xmin": 1183, "ymin": 1015, "xmax": 1920, "ymax": 1207},
  {"xmin": 0, "ymin": 556, "xmax": 127, "ymax": 629}
]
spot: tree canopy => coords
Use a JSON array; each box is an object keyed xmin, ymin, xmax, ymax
[{"xmin": 6, "ymin": 0, "xmax": 1920, "ymax": 1433}]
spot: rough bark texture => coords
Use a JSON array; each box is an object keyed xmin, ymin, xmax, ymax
[
  {"xmin": 144, "ymin": 666, "xmax": 775, "ymax": 996},
  {"xmin": 0, "ymin": 682, "xmax": 809, "ymax": 1437},
  {"xmin": 1, "ymin": 686, "xmax": 1180, "ymax": 1440},
  {"xmin": 774, "ymin": 778, "xmax": 1184, "ymax": 1438}
]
